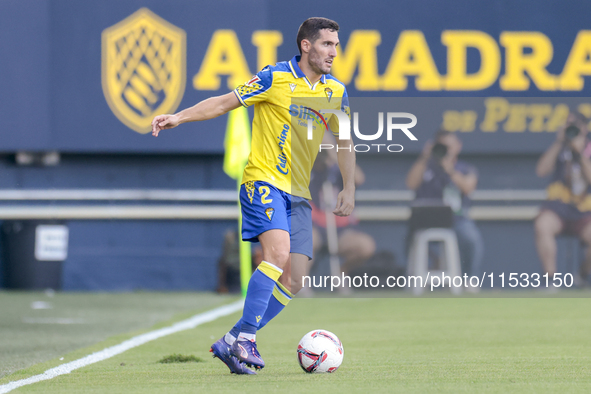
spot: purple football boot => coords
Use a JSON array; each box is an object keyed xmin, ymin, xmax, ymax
[
  {"xmin": 231, "ymin": 339, "xmax": 265, "ymax": 370},
  {"xmin": 210, "ymin": 337, "xmax": 256, "ymax": 375}
]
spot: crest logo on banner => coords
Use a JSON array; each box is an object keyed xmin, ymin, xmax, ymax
[{"xmin": 102, "ymin": 8, "xmax": 186, "ymax": 134}]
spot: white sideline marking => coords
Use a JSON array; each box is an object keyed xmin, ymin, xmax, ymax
[
  {"xmin": 0, "ymin": 299, "xmax": 244, "ymax": 394},
  {"xmin": 22, "ymin": 318, "xmax": 86, "ymax": 325},
  {"xmin": 30, "ymin": 301, "xmax": 53, "ymax": 310}
]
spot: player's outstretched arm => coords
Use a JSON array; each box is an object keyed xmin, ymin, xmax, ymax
[{"xmin": 151, "ymin": 92, "xmax": 241, "ymax": 137}]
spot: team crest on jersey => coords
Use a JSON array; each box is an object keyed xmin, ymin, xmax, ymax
[
  {"xmin": 265, "ymin": 208, "xmax": 275, "ymax": 221},
  {"xmin": 102, "ymin": 8, "xmax": 186, "ymax": 134},
  {"xmin": 324, "ymin": 87, "xmax": 333, "ymax": 102}
]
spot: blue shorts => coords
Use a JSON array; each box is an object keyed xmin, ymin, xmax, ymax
[{"xmin": 240, "ymin": 181, "xmax": 313, "ymax": 259}]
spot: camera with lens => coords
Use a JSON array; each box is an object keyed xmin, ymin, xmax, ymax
[
  {"xmin": 431, "ymin": 142, "xmax": 448, "ymax": 162},
  {"xmin": 565, "ymin": 125, "xmax": 580, "ymax": 141}
]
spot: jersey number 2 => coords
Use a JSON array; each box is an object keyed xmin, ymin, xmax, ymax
[{"xmin": 259, "ymin": 186, "xmax": 273, "ymax": 204}]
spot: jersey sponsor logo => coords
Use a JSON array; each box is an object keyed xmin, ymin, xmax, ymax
[
  {"xmin": 289, "ymin": 83, "xmax": 297, "ymax": 92},
  {"xmin": 256, "ymin": 315, "xmax": 262, "ymax": 322},
  {"xmin": 102, "ymin": 8, "xmax": 186, "ymax": 134},
  {"xmin": 276, "ymin": 124, "xmax": 290, "ymax": 175},
  {"xmin": 276, "ymin": 152, "xmax": 288, "ymax": 174},
  {"xmin": 277, "ymin": 124, "xmax": 289, "ymax": 150},
  {"xmin": 290, "ymin": 104, "xmax": 331, "ymax": 133}
]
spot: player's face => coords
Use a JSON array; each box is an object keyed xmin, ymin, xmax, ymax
[{"xmin": 307, "ymin": 29, "xmax": 339, "ymax": 75}]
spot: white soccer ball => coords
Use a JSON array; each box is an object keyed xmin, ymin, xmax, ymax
[{"xmin": 297, "ymin": 329, "xmax": 344, "ymax": 373}]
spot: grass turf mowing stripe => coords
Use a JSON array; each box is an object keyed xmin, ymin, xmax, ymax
[{"xmin": 0, "ymin": 299, "xmax": 244, "ymax": 394}]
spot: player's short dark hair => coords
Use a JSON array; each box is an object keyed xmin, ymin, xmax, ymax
[{"xmin": 296, "ymin": 17, "xmax": 340, "ymax": 54}]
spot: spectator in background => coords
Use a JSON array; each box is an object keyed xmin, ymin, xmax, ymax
[
  {"xmin": 310, "ymin": 147, "xmax": 375, "ymax": 277},
  {"xmin": 406, "ymin": 129, "xmax": 483, "ymax": 278},
  {"xmin": 216, "ymin": 229, "xmax": 243, "ymax": 293},
  {"xmin": 535, "ymin": 111, "xmax": 591, "ymax": 282}
]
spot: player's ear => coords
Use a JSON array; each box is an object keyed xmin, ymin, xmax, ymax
[{"xmin": 301, "ymin": 39, "xmax": 311, "ymax": 54}]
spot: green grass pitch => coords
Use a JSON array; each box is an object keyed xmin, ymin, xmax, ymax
[{"xmin": 2, "ymin": 293, "xmax": 591, "ymax": 393}]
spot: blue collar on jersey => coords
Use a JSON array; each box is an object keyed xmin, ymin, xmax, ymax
[{"xmin": 289, "ymin": 56, "xmax": 327, "ymax": 84}]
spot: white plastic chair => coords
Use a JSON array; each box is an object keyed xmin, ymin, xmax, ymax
[{"xmin": 407, "ymin": 228, "xmax": 462, "ymax": 295}]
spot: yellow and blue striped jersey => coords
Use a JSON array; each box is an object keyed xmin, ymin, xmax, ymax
[{"xmin": 234, "ymin": 55, "xmax": 349, "ymax": 199}]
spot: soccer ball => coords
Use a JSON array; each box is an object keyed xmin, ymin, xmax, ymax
[{"xmin": 297, "ymin": 329, "xmax": 344, "ymax": 373}]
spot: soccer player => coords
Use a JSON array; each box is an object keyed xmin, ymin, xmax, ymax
[{"xmin": 151, "ymin": 17, "xmax": 355, "ymax": 374}]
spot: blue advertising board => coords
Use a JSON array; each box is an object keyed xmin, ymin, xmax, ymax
[{"xmin": 1, "ymin": 0, "xmax": 590, "ymax": 153}]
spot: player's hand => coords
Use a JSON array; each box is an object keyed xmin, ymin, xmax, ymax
[
  {"xmin": 333, "ymin": 188, "xmax": 355, "ymax": 217},
  {"xmin": 151, "ymin": 114, "xmax": 180, "ymax": 137}
]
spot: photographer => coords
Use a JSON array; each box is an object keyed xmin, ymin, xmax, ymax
[
  {"xmin": 406, "ymin": 129, "xmax": 483, "ymax": 279},
  {"xmin": 535, "ymin": 111, "xmax": 591, "ymax": 282}
]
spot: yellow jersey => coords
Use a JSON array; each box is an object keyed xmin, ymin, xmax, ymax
[{"xmin": 234, "ymin": 55, "xmax": 349, "ymax": 199}]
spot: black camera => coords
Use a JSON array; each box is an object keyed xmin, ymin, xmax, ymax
[
  {"xmin": 565, "ymin": 125, "xmax": 580, "ymax": 140},
  {"xmin": 431, "ymin": 142, "xmax": 448, "ymax": 161}
]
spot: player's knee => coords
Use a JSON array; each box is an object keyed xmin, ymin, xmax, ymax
[{"xmin": 264, "ymin": 248, "xmax": 290, "ymax": 268}]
